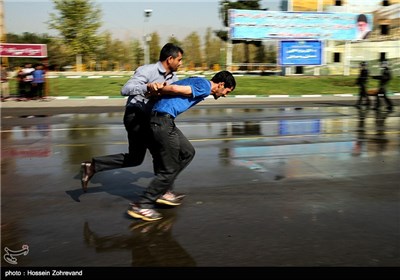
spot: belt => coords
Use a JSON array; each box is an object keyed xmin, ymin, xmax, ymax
[{"xmin": 151, "ymin": 111, "xmax": 174, "ymax": 119}]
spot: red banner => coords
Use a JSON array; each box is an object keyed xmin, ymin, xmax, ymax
[{"xmin": 0, "ymin": 43, "xmax": 48, "ymax": 58}]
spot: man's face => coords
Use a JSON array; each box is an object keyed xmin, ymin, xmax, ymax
[
  {"xmin": 357, "ymin": 21, "xmax": 368, "ymax": 32},
  {"xmin": 167, "ymin": 52, "xmax": 183, "ymax": 72},
  {"xmin": 212, "ymin": 83, "xmax": 234, "ymax": 100}
]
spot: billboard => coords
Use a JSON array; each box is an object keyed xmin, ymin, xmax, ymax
[
  {"xmin": 229, "ymin": 9, "xmax": 373, "ymax": 41},
  {"xmin": 279, "ymin": 40, "xmax": 323, "ymax": 66},
  {"xmin": 0, "ymin": 43, "xmax": 48, "ymax": 58}
]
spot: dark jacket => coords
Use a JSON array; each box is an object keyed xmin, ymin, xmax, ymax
[
  {"xmin": 373, "ymin": 67, "xmax": 391, "ymax": 86},
  {"xmin": 357, "ymin": 68, "xmax": 369, "ymax": 85}
]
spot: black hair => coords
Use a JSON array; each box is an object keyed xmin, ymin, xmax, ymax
[
  {"xmin": 159, "ymin": 43, "xmax": 184, "ymax": 61},
  {"xmin": 357, "ymin": 14, "xmax": 368, "ymax": 23},
  {"xmin": 211, "ymin": 70, "xmax": 236, "ymax": 90}
]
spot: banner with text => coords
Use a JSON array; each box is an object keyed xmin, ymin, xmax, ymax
[
  {"xmin": 0, "ymin": 43, "xmax": 48, "ymax": 58},
  {"xmin": 229, "ymin": 9, "xmax": 373, "ymax": 41},
  {"xmin": 279, "ymin": 40, "xmax": 323, "ymax": 66}
]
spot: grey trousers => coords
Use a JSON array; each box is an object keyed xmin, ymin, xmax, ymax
[{"xmin": 138, "ymin": 114, "xmax": 195, "ymax": 208}]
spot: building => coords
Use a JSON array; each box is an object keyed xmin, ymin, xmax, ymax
[
  {"xmin": 291, "ymin": 0, "xmax": 400, "ymax": 75},
  {"xmin": 227, "ymin": 0, "xmax": 399, "ymax": 75}
]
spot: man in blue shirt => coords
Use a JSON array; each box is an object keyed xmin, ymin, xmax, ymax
[
  {"xmin": 127, "ymin": 70, "xmax": 236, "ymax": 221},
  {"xmin": 80, "ymin": 43, "xmax": 184, "ymax": 196}
]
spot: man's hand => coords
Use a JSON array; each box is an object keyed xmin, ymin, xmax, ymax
[{"xmin": 146, "ymin": 82, "xmax": 167, "ymax": 98}]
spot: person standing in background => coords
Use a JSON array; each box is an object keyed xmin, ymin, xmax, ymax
[
  {"xmin": 355, "ymin": 61, "xmax": 370, "ymax": 109},
  {"xmin": 373, "ymin": 61, "xmax": 393, "ymax": 111},
  {"xmin": 16, "ymin": 66, "xmax": 25, "ymax": 100},
  {"xmin": 31, "ymin": 64, "xmax": 46, "ymax": 99},
  {"xmin": 1, "ymin": 63, "xmax": 10, "ymax": 101},
  {"xmin": 19, "ymin": 63, "xmax": 35, "ymax": 100}
]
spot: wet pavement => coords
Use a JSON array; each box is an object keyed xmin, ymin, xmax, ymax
[{"xmin": 1, "ymin": 97, "xmax": 400, "ymax": 272}]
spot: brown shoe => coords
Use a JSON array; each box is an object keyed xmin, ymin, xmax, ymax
[{"xmin": 81, "ymin": 161, "xmax": 95, "ymax": 192}]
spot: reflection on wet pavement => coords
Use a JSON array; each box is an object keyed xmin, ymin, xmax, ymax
[
  {"xmin": 1, "ymin": 106, "xmax": 399, "ymax": 266},
  {"xmin": 83, "ymin": 211, "xmax": 196, "ymax": 267}
]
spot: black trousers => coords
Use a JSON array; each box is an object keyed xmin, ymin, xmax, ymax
[
  {"xmin": 375, "ymin": 85, "xmax": 393, "ymax": 109},
  {"xmin": 138, "ymin": 114, "xmax": 195, "ymax": 208},
  {"xmin": 92, "ymin": 106, "xmax": 156, "ymax": 173},
  {"xmin": 32, "ymin": 83, "xmax": 45, "ymax": 98},
  {"xmin": 356, "ymin": 83, "xmax": 370, "ymax": 105}
]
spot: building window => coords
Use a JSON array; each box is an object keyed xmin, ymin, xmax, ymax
[
  {"xmin": 335, "ymin": 0, "xmax": 342, "ymax": 6},
  {"xmin": 295, "ymin": 66, "xmax": 303, "ymax": 74},
  {"xmin": 380, "ymin": 25, "xmax": 390, "ymax": 35},
  {"xmin": 382, "ymin": 0, "xmax": 390, "ymax": 6},
  {"xmin": 380, "ymin": 52, "xmax": 387, "ymax": 62},
  {"xmin": 334, "ymin": 53, "xmax": 341, "ymax": 63}
]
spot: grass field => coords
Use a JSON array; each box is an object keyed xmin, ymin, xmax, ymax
[{"xmin": 8, "ymin": 74, "xmax": 400, "ymax": 97}]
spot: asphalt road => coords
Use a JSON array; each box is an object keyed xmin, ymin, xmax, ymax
[{"xmin": 1, "ymin": 96, "xmax": 399, "ymax": 275}]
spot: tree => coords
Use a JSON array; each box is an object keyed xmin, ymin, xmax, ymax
[
  {"xmin": 254, "ymin": 44, "xmax": 266, "ymax": 63},
  {"xmin": 48, "ymin": 0, "xmax": 102, "ymax": 71},
  {"xmin": 47, "ymin": 37, "xmax": 75, "ymax": 70},
  {"xmin": 265, "ymin": 44, "xmax": 277, "ymax": 64},
  {"xmin": 131, "ymin": 39, "xmax": 143, "ymax": 69},
  {"xmin": 5, "ymin": 32, "xmax": 68, "ymax": 70},
  {"xmin": 183, "ymin": 32, "xmax": 202, "ymax": 69},
  {"xmin": 167, "ymin": 36, "xmax": 182, "ymax": 47},
  {"xmin": 216, "ymin": 0, "xmax": 264, "ymax": 68},
  {"xmin": 109, "ymin": 38, "xmax": 128, "ymax": 71},
  {"xmin": 149, "ymin": 32, "xmax": 161, "ymax": 63},
  {"xmin": 96, "ymin": 31, "xmax": 113, "ymax": 70},
  {"xmin": 204, "ymin": 28, "xmax": 224, "ymax": 69},
  {"xmin": 219, "ymin": 0, "xmax": 261, "ymax": 27}
]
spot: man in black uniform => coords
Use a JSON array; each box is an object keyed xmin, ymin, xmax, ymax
[
  {"xmin": 355, "ymin": 61, "xmax": 370, "ymax": 108},
  {"xmin": 373, "ymin": 60, "xmax": 393, "ymax": 111}
]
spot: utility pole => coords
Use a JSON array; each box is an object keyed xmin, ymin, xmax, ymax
[
  {"xmin": 143, "ymin": 9, "xmax": 152, "ymax": 65},
  {"xmin": 0, "ymin": 0, "xmax": 8, "ymax": 65}
]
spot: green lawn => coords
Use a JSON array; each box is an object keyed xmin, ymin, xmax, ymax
[{"xmin": 9, "ymin": 74, "xmax": 400, "ymax": 97}]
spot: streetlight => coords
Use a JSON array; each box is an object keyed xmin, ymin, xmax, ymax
[{"xmin": 143, "ymin": 9, "xmax": 152, "ymax": 65}]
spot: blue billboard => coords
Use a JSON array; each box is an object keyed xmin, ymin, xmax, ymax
[
  {"xmin": 279, "ymin": 40, "xmax": 323, "ymax": 66},
  {"xmin": 229, "ymin": 10, "xmax": 373, "ymax": 41}
]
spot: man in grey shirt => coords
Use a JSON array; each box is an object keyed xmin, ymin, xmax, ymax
[{"xmin": 81, "ymin": 43, "xmax": 184, "ymax": 205}]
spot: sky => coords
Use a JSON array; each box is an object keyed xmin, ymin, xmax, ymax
[{"xmin": 3, "ymin": 0, "xmax": 282, "ymax": 44}]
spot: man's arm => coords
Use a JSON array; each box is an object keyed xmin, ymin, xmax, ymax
[
  {"xmin": 145, "ymin": 82, "xmax": 192, "ymax": 98},
  {"xmin": 159, "ymin": 84, "xmax": 192, "ymax": 97},
  {"xmin": 120, "ymin": 66, "xmax": 150, "ymax": 96}
]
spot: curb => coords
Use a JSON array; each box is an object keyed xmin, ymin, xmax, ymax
[{"xmin": 50, "ymin": 92, "xmax": 400, "ymax": 100}]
